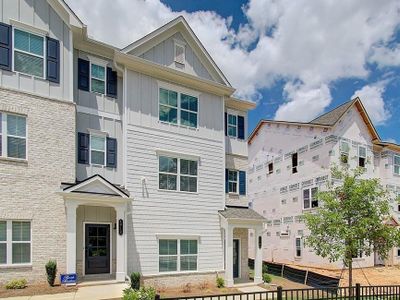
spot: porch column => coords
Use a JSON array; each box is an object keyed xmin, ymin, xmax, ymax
[
  {"xmin": 254, "ymin": 227, "xmax": 263, "ymax": 284},
  {"xmin": 115, "ymin": 204, "xmax": 126, "ymax": 282},
  {"xmin": 225, "ymin": 225, "xmax": 234, "ymax": 287},
  {"xmin": 66, "ymin": 202, "xmax": 78, "ymax": 274}
]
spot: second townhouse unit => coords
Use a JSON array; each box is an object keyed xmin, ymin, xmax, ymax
[
  {"xmin": 0, "ymin": 0, "xmax": 265, "ymax": 288},
  {"xmin": 248, "ymin": 98, "xmax": 400, "ymax": 269}
]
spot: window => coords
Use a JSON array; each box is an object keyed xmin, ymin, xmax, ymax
[
  {"xmin": 0, "ymin": 221, "xmax": 31, "ymax": 265},
  {"xmin": 292, "ymin": 153, "xmax": 298, "ymax": 174},
  {"xmin": 268, "ymin": 162, "xmax": 273, "ymax": 174},
  {"xmin": 13, "ymin": 29, "xmax": 44, "ymax": 77},
  {"xmin": 295, "ymin": 237, "xmax": 302, "ymax": 257},
  {"xmin": 397, "ymin": 248, "xmax": 400, "ymax": 257},
  {"xmin": 90, "ymin": 63, "xmax": 106, "ymax": 94},
  {"xmin": 159, "ymin": 156, "xmax": 198, "ymax": 192},
  {"xmin": 358, "ymin": 146, "xmax": 366, "ymax": 168},
  {"xmin": 340, "ymin": 141, "xmax": 350, "ymax": 164},
  {"xmin": 159, "ymin": 239, "xmax": 198, "ymax": 272},
  {"xmin": 228, "ymin": 114, "xmax": 237, "ymax": 137},
  {"xmin": 0, "ymin": 113, "xmax": 27, "ymax": 159},
  {"xmin": 159, "ymin": 88, "xmax": 178, "ymax": 124},
  {"xmin": 174, "ymin": 43, "xmax": 185, "ymax": 64},
  {"xmin": 303, "ymin": 187, "xmax": 318, "ymax": 209},
  {"xmin": 180, "ymin": 94, "xmax": 198, "ymax": 128},
  {"xmin": 228, "ymin": 170, "xmax": 238, "ymax": 193},
  {"xmin": 90, "ymin": 135, "xmax": 106, "ymax": 165},
  {"xmin": 394, "ymin": 155, "xmax": 400, "ymax": 175}
]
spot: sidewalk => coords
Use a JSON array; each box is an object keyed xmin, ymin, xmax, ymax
[{"xmin": 1, "ymin": 283, "xmax": 126, "ymax": 300}]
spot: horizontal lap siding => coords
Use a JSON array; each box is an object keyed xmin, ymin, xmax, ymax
[{"xmin": 126, "ymin": 127, "xmax": 224, "ymax": 275}]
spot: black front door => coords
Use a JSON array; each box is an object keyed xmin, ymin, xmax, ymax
[
  {"xmin": 233, "ymin": 239, "xmax": 240, "ymax": 278},
  {"xmin": 85, "ymin": 224, "xmax": 110, "ymax": 275}
]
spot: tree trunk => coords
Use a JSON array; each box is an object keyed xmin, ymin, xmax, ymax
[{"xmin": 349, "ymin": 258, "xmax": 353, "ymax": 287}]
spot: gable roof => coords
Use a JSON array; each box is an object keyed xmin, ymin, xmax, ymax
[
  {"xmin": 219, "ymin": 206, "xmax": 266, "ymax": 221},
  {"xmin": 309, "ymin": 99, "xmax": 357, "ymax": 126},
  {"xmin": 121, "ymin": 16, "xmax": 231, "ymax": 87},
  {"xmin": 50, "ymin": 0, "xmax": 84, "ymax": 28}
]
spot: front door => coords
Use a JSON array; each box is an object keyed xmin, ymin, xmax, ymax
[
  {"xmin": 233, "ymin": 239, "xmax": 240, "ymax": 278},
  {"xmin": 85, "ymin": 224, "xmax": 110, "ymax": 275}
]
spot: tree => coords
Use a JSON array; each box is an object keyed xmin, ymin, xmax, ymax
[{"xmin": 304, "ymin": 166, "xmax": 400, "ymax": 288}]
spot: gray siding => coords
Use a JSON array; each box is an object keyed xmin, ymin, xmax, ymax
[
  {"xmin": 139, "ymin": 32, "xmax": 215, "ymax": 82},
  {"xmin": 0, "ymin": 0, "xmax": 72, "ymax": 101}
]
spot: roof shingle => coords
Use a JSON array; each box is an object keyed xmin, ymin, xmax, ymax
[
  {"xmin": 309, "ymin": 99, "xmax": 356, "ymax": 126},
  {"xmin": 219, "ymin": 206, "xmax": 266, "ymax": 221}
]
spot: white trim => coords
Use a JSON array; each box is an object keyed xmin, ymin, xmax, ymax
[
  {"xmin": 302, "ymin": 186, "xmax": 318, "ymax": 210},
  {"xmin": 157, "ymin": 80, "xmax": 201, "ymax": 99},
  {"xmin": 89, "ymin": 62, "xmax": 107, "ymax": 95},
  {"xmin": 227, "ymin": 169, "xmax": 239, "ymax": 194},
  {"xmin": 394, "ymin": 155, "xmax": 400, "ymax": 175},
  {"xmin": 227, "ymin": 113, "xmax": 238, "ymax": 138},
  {"xmin": 233, "ymin": 238, "xmax": 241, "ymax": 279},
  {"xmin": 82, "ymin": 222, "xmax": 112, "ymax": 276},
  {"xmin": 87, "ymin": 55, "xmax": 109, "ymax": 67},
  {"xmin": 90, "ymin": 134, "xmax": 106, "ymax": 166},
  {"xmin": 295, "ymin": 236, "xmax": 302, "ymax": 258},
  {"xmin": 76, "ymin": 105, "xmax": 121, "ymax": 121},
  {"xmin": 0, "ymin": 112, "xmax": 28, "ymax": 160},
  {"xmin": 155, "ymin": 149, "xmax": 200, "ymax": 161},
  {"xmin": 9, "ymin": 19, "xmax": 48, "ymax": 36},
  {"xmin": 174, "ymin": 41, "xmax": 185, "ymax": 65}
]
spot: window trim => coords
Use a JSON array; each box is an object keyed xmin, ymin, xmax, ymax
[
  {"xmin": 0, "ymin": 220, "xmax": 32, "ymax": 267},
  {"xmin": 295, "ymin": 236, "xmax": 302, "ymax": 258},
  {"xmin": 89, "ymin": 62, "xmax": 107, "ymax": 95},
  {"xmin": 227, "ymin": 169, "xmax": 239, "ymax": 194},
  {"xmin": 303, "ymin": 187, "xmax": 318, "ymax": 210},
  {"xmin": 394, "ymin": 155, "xmax": 400, "ymax": 175},
  {"xmin": 227, "ymin": 114, "xmax": 237, "ymax": 138},
  {"xmin": 158, "ymin": 237, "xmax": 199, "ymax": 274},
  {"xmin": 174, "ymin": 40, "xmax": 186, "ymax": 65},
  {"xmin": 12, "ymin": 27, "xmax": 46, "ymax": 79},
  {"xmin": 358, "ymin": 145, "xmax": 366, "ymax": 168},
  {"xmin": 89, "ymin": 133, "xmax": 107, "ymax": 166},
  {"xmin": 0, "ymin": 112, "xmax": 28, "ymax": 161}
]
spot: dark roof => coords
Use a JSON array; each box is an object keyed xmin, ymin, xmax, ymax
[
  {"xmin": 219, "ymin": 206, "xmax": 266, "ymax": 221},
  {"xmin": 309, "ymin": 99, "xmax": 356, "ymax": 126}
]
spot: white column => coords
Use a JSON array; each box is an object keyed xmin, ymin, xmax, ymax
[
  {"xmin": 254, "ymin": 227, "xmax": 263, "ymax": 284},
  {"xmin": 225, "ymin": 225, "xmax": 234, "ymax": 287},
  {"xmin": 66, "ymin": 202, "xmax": 78, "ymax": 274},
  {"xmin": 115, "ymin": 205, "xmax": 126, "ymax": 282}
]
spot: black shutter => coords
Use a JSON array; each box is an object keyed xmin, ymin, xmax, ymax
[
  {"xmin": 46, "ymin": 37, "xmax": 60, "ymax": 83},
  {"xmin": 239, "ymin": 171, "xmax": 246, "ymax": 195},
  {"xmin": 225, "ymin": 168, "xmax": 229, "ymax": 193},
  {"xmin": 78, "ymin": 58, "xmax": 89, "ymax": 91},
  {"xmin": 0, "ymin": 22, "xmax": 11, "ymax": 71},
  {"xmin": 106, "ymin": 67, "xmax": 117, "ymax": 98},
  {"xmin": 224, "ymin": 112, "xmax": 227, "ymax": 136},
  {"xmin": 106, "ymin": 137, "xmax": 117, "ymax": 168},
  {"xmin": 78, "ymin": 132, "xmax": 89, "ymax": 164},
  {"xmin": 238, "ymin": 116, "xmax": 245, "ymax": 140}
]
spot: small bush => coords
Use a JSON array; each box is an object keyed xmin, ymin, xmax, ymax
[
  {"xmin": 262, "ymin": 264, "xmax": 268, "ymax": 274},
  {"xmin": 263, "ymin": 273, "xmax": 272, "ymax": 283},
  {"xmin": 130, "ymin": 272, "xmax": 141, "ymax": 290},
  {"xmin": 123, "ymin": 287, "xmax": 156, "ymax": 300},
  {"xmin": 45, "ymin": 259, "xmax": 57, "ymax": 286},
  {"xmin": 216, "ymin": 276, "xmax": 225, "ymax": 288},
  {"xmin": 5, "ymin": 279, "xmax": 27, "ymax": 289}
]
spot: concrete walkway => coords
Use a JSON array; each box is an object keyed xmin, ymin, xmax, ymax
[{"xmin": 2, "ymin": 283, "xmax": 126, "ymax": 300}]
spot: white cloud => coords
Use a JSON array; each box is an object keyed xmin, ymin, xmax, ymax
[
  {"xmin": 351, "ymin": 82, "xmax": 391, "ymax": 125},
  {"xmin": 66, "ymin": 0, "xmax": 400, "ymax": 118},
  {"xmin": 369, "ymin": 45, "xmax": 400, "ymax": 68},
  {"xmin": 385, "ymin": 138, "xmax": 398, "ymax": 144}
]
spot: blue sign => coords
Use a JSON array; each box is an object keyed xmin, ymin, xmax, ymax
[{"xmin": 60, "ymin": 273, "xmax": 77, "ymax": 285}]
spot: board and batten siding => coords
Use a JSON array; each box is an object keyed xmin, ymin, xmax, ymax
[
  {"xmin": 0, "ymin": 0, "xmax": 72, "ymax": 101},
  {"xmin": 138, "ymin": 32, "xmax": 217, "ymax": 83},
  {"xmin": 125, "ymin": 68, "xmax": 225, "ymax": 275}
]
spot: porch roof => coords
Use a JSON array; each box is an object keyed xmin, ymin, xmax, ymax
[{"xmin": 219, "ymin": 206, "xmax": 266, "ymax": 222}]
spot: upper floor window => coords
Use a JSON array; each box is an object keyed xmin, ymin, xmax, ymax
[
  {"xmin": 77, "ymin": 132, "xmax": 117, "ymax": 168},
  {"xmin": 394, "ymin": 155, "xmax": 400, "ymax": 175},
  {"xmin": 0, "ymin": 220, "xmax": 31, "ymax": 265},
  {"xmin": 90, "ymin": 135, "xmax": 106, "ymax": 166},
  {"xmin": 0, "ymin": 113, "xmax": 27, "ymax": 159},
  {"xmin": 227, "ymin": 170, "xmax": 238, "ymax": 193},
  {"xmin": 268, "ymin": 162, "xmax": 274, "ymax": 174},
  {"xmin": 174, "ymin": 42, "xmax": 185, "ymax": 65},
  {"xmin": 159, "ymin": 88, "xmax": 198, "ymax": 128},
  {"xmin": 358, "ymin": 146, "xmax": 366, "ymax": 168},
  {"xmin": 292, "ymin": 153, "xmax": 298, "ymax": 174},
  {"xmin": 225, "ymin": 113, "xmax": 245, "ymax": 140},
  {"xmin": 227, "ymin": 114, "xmax": 237, "ymax": 137},
  {"xmin": 90, "ymin": 63, "xmax": 106, "ymax": 94},
  {"xmin": 158, "ymin": 156, "xmax": 198, "ymax": 192},
  {"xmin": 340, "ymin": 140, "xmax": 350, "ymax": 164},
  {"xmin": 295, "ymin": 237, "xmax": 302, "ymax": 257},
  {"xmin": 226, "ymin": 169, "xmax": 246, "ymax": 195},
  {"xmin": 303, "ymin": 187, "xmax": 318, "ymax": 209},
  {"xmin": 13, "ymin": 29, "xmax": 44, "ymax": 78}
]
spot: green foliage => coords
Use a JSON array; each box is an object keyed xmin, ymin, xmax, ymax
[
  {"xmin": 130, "ymin": 272, "xmax": 141, "ymax": 290},
  {"xmin": 262, "ymin": 264, "xmax": 268, "ymax": 274},
  {"xmin": 263, "ymin": 273, "xmax": 272, "ymax": 283},
  {"xmin": 216, "ymin": 276, "xmax": 225, "ymax": 288},
  {"xmin": 45, "ymin": 259, "xmax": 57, "ymax": 287},
  {"xmin": 122, "ymin": 287, "xmax": 156, "ymax": 300},
  {"xmin": 304, "ymin": 166, "xmax": 400, "ymax": 285},
  {"xmin": 5, "ymin": 279, "xmax": 27, "ymax": 289}
]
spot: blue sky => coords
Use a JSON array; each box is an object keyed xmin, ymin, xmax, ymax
[{"xmin": 68, "ymin": 0, "xmax": 400, "ymax": 142}]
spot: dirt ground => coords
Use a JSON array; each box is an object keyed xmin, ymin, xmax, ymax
[
  {"xmin": 159, "ymin": 284, "xmax": 240, "ymax": 298},
  {"xmin": 0, "ymin": 283, "xmax": 77, "ymax": 298}
]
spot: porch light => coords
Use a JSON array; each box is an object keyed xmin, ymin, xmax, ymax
[{"xmin": 118, "ymin": 219, "xmax": 123, "ymax": 235}]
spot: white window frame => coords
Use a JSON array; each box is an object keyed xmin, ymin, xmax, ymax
[
  {"xmin": 358, "ymin": 145, "xmax": 366, "ymax": 168},
  {"xmin": 340, "ymin": 140, "xmax": 350, "ymax": 164},
  {"xmin": 174, "ymin": 40, "xmax": 186, "ymax": 65},
  {"xmin": 0, "ymin": 113, "xmax": 27, "ymax": 160},
  {"xmin": 228, "ymin": 169, "xmax": 239, "ymax": 194},
  {"xmin": 89, "ymin": 62, "xmax": 107, "ymax": 95},
  {"xmin": 303, "ymin": 187, "xmax": 318, "ymax": 210},
  {"xmin": 227, "ymin": 114, "xmax": 237, "ymax": 138},
  {"xmin": 89, "ymin": 133, "xmax": 107, "ymax": 166},
  {"xmin": 158, "ymin": 155, "xmax": 198, "ymax": 193},
  {"xmin": 295, "ymin": 237, "xmax": 302, "ymax": 258},
  {"xmin": 394, "ymin": 155, "xmax": 400, "ymax": 175},
  {"xmin": 158, "ymin": 238, "xmax": 198, "ymax": 273},
  {"xmin": 0, "ymin": 220, "xmax": 32, "ymax": 266},
  {"xmin": 12, "ymin": 27, "xmax": 46, "ymax": 79}
]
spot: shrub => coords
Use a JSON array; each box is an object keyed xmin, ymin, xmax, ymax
[
  {"xmin": 263, "ymin": 273, "xmax": 272, "ymax": 283},
  {"xmin": 262, "ymin": 264, "xmax": 268, "ymax": 274},
  {"xmin": 123, "ymin": 287, "xmax": 157, "ymax": 300},
  {"xmin": 5, "ymin": 279, "xmax": 27, "ymax": 289},
  {"xmin": 216, "ymin": 276, "xmax": 225, "ymax": 288},
  {"xmin": 130, "ymin": 272, "xmax": 141, "ymax": 290},
  {"xmin": 182, "ymin": 283, "xmax": 192, "ymax": 293},
  {"xmin": 45, "ymin": 259, "xmax": 57, "ymax": 286}
]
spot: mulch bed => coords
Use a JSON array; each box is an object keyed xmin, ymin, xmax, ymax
[
  {"xmin": 0, "ymin": 283, "xmax": 77, "ymax": 298},
  {"xmin": 159, "ymin": 286, "xmax": 241, "ymax": 298}
]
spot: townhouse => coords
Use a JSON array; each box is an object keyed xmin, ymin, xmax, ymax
[
  {"xmin": 248, "ymin": 98, "xmax": 400, "ymax": 269},
  {"xmin": 0, "ymin": 0, "xmax": 265, "ymax": 288}
]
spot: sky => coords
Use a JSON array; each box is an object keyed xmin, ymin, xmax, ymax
[{"xmin": 66, "ymin": 0, "xmax": 400, "ymax": 143}]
